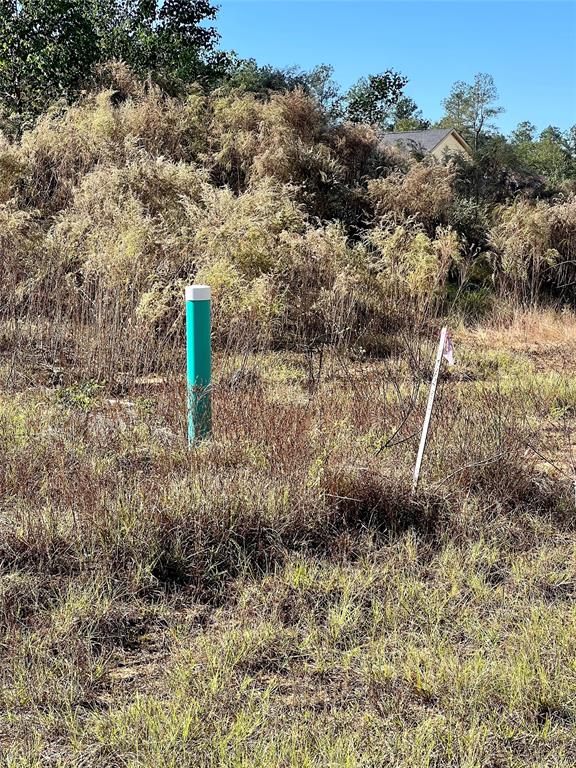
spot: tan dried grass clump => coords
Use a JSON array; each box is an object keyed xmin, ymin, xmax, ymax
[
  {"xmin": 53, "ymin": 157, "xmax": 206, "ymax": 287},
  {"xmin": 43, "ymin": 155, "xmax": 376, "ymax": 355},
  {"xmin": 368, "ymin": 160, "xmax": 455, "ymax": 228},
  {"xmin": 489, "ymin": 197, "xmax": 576, "ymax": 303},
  {"xmin": 0, "ymin": 202, "xmax": 43, "ymax": 305},
  {"xmin": 209, "ymin": 91, "xmax": 265, "ymax": 187},
  {"xmin": 182, "ymin": 179, "xmax": 306, "ymax": 342},
  {"xmin": 2, "ymin": 76, "xmax": 576, "ymax": 378},
  {"xmin": 210, "ymin": 89, "xmax": 347, "ymax": 220},
  {"xmin": 17, "ymin": 83, "xmax": 208, "ymax": 213},
  {"xmin": 367, "ymin": 223, "xmax": 461, "ymax": 320},
  {"xmin": 329, "ymin": 121, "xmax": 402, "ymax": 182},
  {"xmin": 464, "ymin": 306, "xmax": 576, "ymax": 366},
  {"xmin": 547, "ymin": 196, "xmax": 576, "ymax": 290},
  {"xmin": 0, "ymin": 133, "xmax": 28, "ymax": 203}
]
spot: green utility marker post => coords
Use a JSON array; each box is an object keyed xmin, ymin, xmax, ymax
[{"xmin": 185, "ymin": 285, "xmax": 212, "ymax": 443}]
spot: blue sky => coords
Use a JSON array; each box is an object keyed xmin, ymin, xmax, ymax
[{"xmin": 215, "ymin": 1, "xmax": 576, "ymax": 135}]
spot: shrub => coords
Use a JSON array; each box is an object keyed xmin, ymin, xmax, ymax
[
  {"xmin": 366, "ymin": 223, "xmax": 461, "ymax": 321},
  {"xmin": 0, "ymin": 133, "xmax": 27, "ymax": 203},
  {"xmin": 17, "ymin": 84, "xmax": 208, "ymax": 213},
  {"xmin": 548, "ymin": 197, "xmax": 576, "ymax": 298},
  {"xmin": 448, "ymin": 196, "xmax": 491, "ymax": 248},
  {"xmin": 1, "ymin": 76, "xmax": 575, "ymax": 376},
  {"xmin": 368, "ymin": 160, "xmax": 455, "ymax": 230},
  {"xmin": 0, "ymin": 202, "xmax": 42, "ymax": 306},
  {"xmin": 490, "ymin": 199, "xmax": 556, "ymax": 303}
]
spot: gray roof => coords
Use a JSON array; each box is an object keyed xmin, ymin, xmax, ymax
[{"xmin": 379, "ymin": 128, "xmax": 459, "ymax": 154}]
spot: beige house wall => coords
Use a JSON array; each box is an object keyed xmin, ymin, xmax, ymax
[{"xmin": 431, "ymin": 132, "xmax": 471, "ymax": 160}]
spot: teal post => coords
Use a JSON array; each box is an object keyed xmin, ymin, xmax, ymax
[{"xmin": 185, "ymin": 285, "xmax": 212, "ymax": 443}]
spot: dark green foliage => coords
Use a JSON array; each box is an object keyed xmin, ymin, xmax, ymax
[
  {"xmin": 0, "ymin": 0, "xmax": 221, "ymax": 132},
  {"xmin": 0, "ymin": 0, "xmax": 99, "ymax": 130},
  {"xmin": 301, "ymin": 64, "xmax": 344, "ymax": 122},
  {"xmin": 219, "ymin": 61, "xmax": 344, "ymax": 123},
  {"xmin": 392, "ymin": 96, "xmax": 430, "ymax": 131},
  {"xmin": 87, "ymin": 0, "xmax": 222, "ymax": 86},
  {"xmin": 451, "ymin": 134, "xmax": 549, "ymax": 205},
  {"xmin": 217, "ymin": 58, "xmax": 308, "ymax": 97},
  {"xmin": 449, "ymin": 196, "xmax": 491, "ymax": 248},
  {"xmin": 510, "ymin": 122, "xmax": 576, "ymax": 184},
  {"xmin": 345, "ymin": 70, "xmax": 408, "ymax": 127}
]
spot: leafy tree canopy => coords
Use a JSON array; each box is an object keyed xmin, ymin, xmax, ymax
[
  {"xmin": 0, "ymin": 0, "xmax": 99, "ymax": 129},
  {"xmin": 510, "ymin": 121, "xmax": 576, "ymax": 182},
  {"xmin": 302, "ymin": 64, "xmax": 344, "ymax": 122},
  {"xmin": 220, "ymin": 60, "xmax": 344, "ymax": 122},
  {"xmin": 217, "ymin": 58, "xmax": 308, "ymax": 97},
  {"xmin": 345, "ymin": 70, "xmax": 408, "ymax": 127},
  {"xmin": 439, "ymin": 73, "xmax": 503, "ymax": 150},
  {"xmin": 392, "ymin": 96, "xmax": 430, "ymax": 131},
  {"xmin": 0, "ymin": 0, "xmax": 221, "ymax": 131}
]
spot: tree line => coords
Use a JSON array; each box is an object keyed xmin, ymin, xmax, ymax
[{"xmin": 0, "ymin": 0, "xmax": 575, "ymax": 188}]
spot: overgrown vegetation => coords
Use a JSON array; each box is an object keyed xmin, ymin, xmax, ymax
[
  {"xmin": 0, "ymin": 4, "xmax": 576, "ymax": 763},
  {"xmin": 1, "ymin": 67, "xmax": 575, "ymax": 381},
  {"xmin": 2, "ymin": 314, "xmax": 576, "ymax": 765}
]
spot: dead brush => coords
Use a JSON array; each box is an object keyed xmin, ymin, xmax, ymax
[
  {"xmin": 489, "ymin": 196, "xmax": 576, "ymax": 304},
  {"xmin": 3, "ymin": 83, "xmax": 575, "ymax": 389},
  {"xmin": 368, "ymin": 159, "xmax": 456, "ymax": 230},
  {"xmin": 2, "ymin": 70, "xmax": 576, "ymax": 767},
  {"xmin": 16, "ymin": 82, "xmax": 208, "ymax": 213}
]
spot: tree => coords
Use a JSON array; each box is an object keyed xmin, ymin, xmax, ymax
[
  {"xmin": 219, "ymin": 61, "xmax": 344, "ymax": 121},
  {"xmin": 567, "ymin": 124, "xmax": 576, "ymax": 157},
  {"xmin": 392, "ymin": 96, "xmax": 429, "ymax": 131},
  {"xmin": 440, "ymin": 73, "xmax": 503, "ymax": 149},
  {"xmin": 510, "ymin": 120, "xmax": 536, "ymax": 145},
  {"xmin": 529, "ymin": 126, "xmax": 575, "ymax": 182},
  {"xmin": 0, "ymin": 0, "xmax": 221, "ymax": 132},
  {"xmin": 345, "ymin": 70, "xmax": 408, "ymax": 127},
  {"xmin": 510, "ymin": 121, "xmax": 576, "ymax": 183},
  {"xmin": 218, "ymin": 58, "xmax": 308, "ymax": 97},
  {"xmin": 302, "ymin": 64, "xmax": 343, "ymax": 122},
  {"xmin": 452, "ymin": 134, "xmax": 530, "ymax": 204},
  {"xmin": 0, "ymin": 0, "xmax": 99, "ymax": 129},
  {"xmin": 90, "ymin": 0, "xmax": 221, "ymax": 84}
]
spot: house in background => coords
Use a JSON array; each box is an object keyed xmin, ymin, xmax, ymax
[{"xmin": 379, "ymin": 128, "xmax": 473, "ymax": 161}]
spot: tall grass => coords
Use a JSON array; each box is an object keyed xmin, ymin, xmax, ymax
[
  {"xmin": 1, "ymin": 71, "xmax": 575, "ymax": 387},
  {"xmin": 1, "ymin": 339, "xmax": 576, "ymax": 765},
  {"xmin": 2, "ymin": 67, "xmax": 576, "ymax": 766}
]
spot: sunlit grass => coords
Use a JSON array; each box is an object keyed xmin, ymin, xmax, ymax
[{"xmin": 1, "ymin": 326, "xmax": 576, "ymax": 766}]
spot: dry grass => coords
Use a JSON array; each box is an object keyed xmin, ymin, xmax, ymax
[
  {"xmin": 368, "ymin": 161, "xmax": 455, "ymax": 229},
  {"xmin": 1, "ymin": 319, "xmax": 576, "ymax": 766},
  {"xmin": 464, "ymin": 305, "xmax": 576, "ymax": 352},
  {"xmin": 2, "ymin": 81, "xmax": 576, "ymax": 384},
  {"xmin": 2, "ymin": 75, "xmax": 576, "ymax": 766}
]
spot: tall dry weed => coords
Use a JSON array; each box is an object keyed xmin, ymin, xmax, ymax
[{"xmin": 368, "ymin": 160, "xmax": 456, "ymax": 229}]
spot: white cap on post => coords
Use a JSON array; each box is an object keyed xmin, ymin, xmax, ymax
[{"xmin": 185, "ymin": 285, "xmax": 211, "ymax": 302}]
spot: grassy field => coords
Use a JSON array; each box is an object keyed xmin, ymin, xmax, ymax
[{"xmin": 1, "ymin": 309, "xmax": 576, "ymax": 767}]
